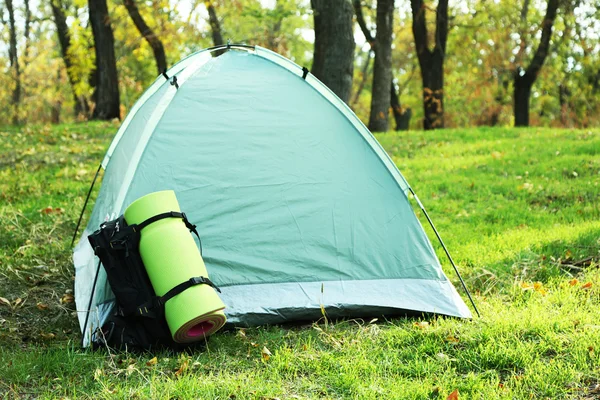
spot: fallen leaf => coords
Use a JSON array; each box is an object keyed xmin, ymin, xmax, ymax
[
  {"xmin": 446, "ymin": 335, "xmax": 460, "ymax": 343},
  {"xmin": 261, "ymin": 346, "xmax": 272, "ymax": 361},
  {"xmin": 94, "ymin": 368, "xmax": 104, "ymax": 381},
  {"xmin": 569, "ymin": 278, "xmax": 579, "ymax": 286},
  {"xmin": 520, "ymin": 282, "xmax": 533, "ymax": 290},
  {"xmin": 414, "ymin": 321, "xmax": 429, "ymax": 329},
  {"xmin": 174, "ymin": 358, "xmax": 189, "ymax": 376},
  {"xmin": 37, "ymin": 302, "xmax": 49, "ymax": 310},
  {"xmin": 237, "ymin": 329, "xmax": 246, "ymax": 338},
  {"xmin": 447, "ymin": 389, "xmax": 459, "ymax": 400},
  {"xmin": 581, "ymin": 282, "xmax": 593, "ymax": 289},
  {"xmin": 40, "ymin": 332, "xmax": 56, "ymax": 340},
  {"xmin": 60, "ymin": 293, "xmax": 74, "ymax": 304},
  {"xmin": 41, "ymin": 206, "xmax": 54, "ymax": 214},
  {"xmin": 146, "ymin": 357, "xmax": 158, "ymax": 366},
  {"xmin": 0, "ymin": 297, "xmax": 10, "ymax": 307}
]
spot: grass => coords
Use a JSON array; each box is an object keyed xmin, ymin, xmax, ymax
[{"xmin": 0, "ymin": 123, "xmax": 599, "ymax": 399}]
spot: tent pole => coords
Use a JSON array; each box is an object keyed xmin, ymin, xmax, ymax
[
  {"xmin": 409, "ymin": 188, "xmax": 481, "ymax": 317},
  {"xmin": 81, "ymin": 259, "xmax": 102, "ymax": 347},
  {"xmin": 71, "ymin": 163, "xmax": 102, "ymax": 247}
]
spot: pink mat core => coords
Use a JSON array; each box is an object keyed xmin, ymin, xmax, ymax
[{"xmin": 187, "ymin": 321, "xmax": 214, "ymax": 337}]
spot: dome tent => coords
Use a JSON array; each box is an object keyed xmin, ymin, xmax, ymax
[{"xmin": 73, "ymin": 45, "xmax": 474, "ymax": 347}]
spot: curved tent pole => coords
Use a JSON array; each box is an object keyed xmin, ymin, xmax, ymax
[
  {"xmin": 409, "ymin": 188, "xmax": 481, "ymax": 317},
  {"xmin": 71, "ymin": 163, "xmax": 102, "ymax": 247}
]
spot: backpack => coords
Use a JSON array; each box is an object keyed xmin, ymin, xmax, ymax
[{"xmin": 86, "ymin": 212, "xmax": 220, "ymax": 351}]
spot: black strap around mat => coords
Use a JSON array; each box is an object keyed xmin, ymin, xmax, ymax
[
  {"xmin": 134, "ymin": 211, "xmax": 202, "ymax": 255},
  {"xmin": 135, "ymin": 276, "xmax": 220, "ymax": 317}
]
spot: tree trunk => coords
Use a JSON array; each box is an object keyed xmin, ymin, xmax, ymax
[
  {"xmin": 421, "ymin": 53, "xmax": 444, "ymax": 129},
  {"xmin": 310, "ymin": 0, "xmax": 354, "ymax": 104},
  {"xmin": 390, "ymin": 81, "xmax": 411, "ymax": 130},
  {"xmin": 512, "ymin": 0, "xmax": 558, "ymax": 127},
  {"xmin": 89, "ymin": 0, "xmax": 120, "ymax": 120},
  {"xmin": 205, "ymin": 1, "xmax": 225, "ymax": 56},
  {"xmin": 124, "ymin": 0, "xmax": 167, "ymax": 74},
  {"xmin": 411, "ymin": 0, "xmax": 448, "ymax": 130},
  {"xmin": 352, "ymin": 50, "xmax": 372, "ymax": 107},
  {"xmin": 514, "ymin": 75, "xmax": 532, "ymax": 126},
  {"xmin": 368, "ymin": 0, "xmax": 394, "ymax": 132},
  {"xmin": 6, "ymin": 0, "xmax": 21, "ymax": 125},
  {"xmin": 354, "ymin": 0, "xmax": 409, "ymax": 131},
  {"xmin": 51, "ymin": 0, "xmax": 90, "ymax": 117},
  {"xmin": 24, "ymin": 0, "xmax": 31, "ymax": 62}
]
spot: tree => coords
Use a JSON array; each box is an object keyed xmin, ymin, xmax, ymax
[
  {"xmin": 310, "ymin": 0, "xmax": 354, "ymax": 104},
  {"xmin": 367, "ymin": 0, "xmax": 394, "ymax": 132},
  {"xmin": 410, "ymin": 0, "xmax": 449, "ymax": 129},
  {"xmin": 50, "ymin": 0, "xmax": 90, "ymax": 116},
  {"xmin": 513, "ymin": 0, "xmax": 559, "ymax": 127},
  {"xmin": 123, "ymin": 0, "xmax": 167, "ymax": 74},
  {"xmin": 89, "ymin": 0, "xmax": 120, "ymax": 120},
  {"xmin": 205, "ymin": 0, "xmax": 225, "ymax": 57},
  {"xmin": 5, "ymin": 0, "xmax": 21, "ymax": 124},
  {"xmin": 206, "ymin": 1, "xmax": 224, "ymax": 46},
  {"xmin": 354, "ymin": 0, "xmax": 409, "ymax": 131}
]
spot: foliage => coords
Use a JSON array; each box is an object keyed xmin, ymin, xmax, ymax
[
  {"xmin": 1, "ymin": 0, "xmax": 598, "ymax": 127},
  {"xmin": 0, "ymin": 124, "xmax": 599, "ymax": 398}
]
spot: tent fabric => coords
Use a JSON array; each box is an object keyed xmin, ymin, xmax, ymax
[{"xmin": 74, "ymin": 46, "xmax": 471, "ymax": 347}]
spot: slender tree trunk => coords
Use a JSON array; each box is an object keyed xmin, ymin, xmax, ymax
[
  {"xmin": 352, "ymin": 50, "xmax": 372, "ymax": 107},
  {"xmin": 123, "ymin": 0, "xmax": 167, "ymax": 74},
  {"xmin": 5, "ymin": 0, "xmax": 21, "ymax": 125},
  {"xmin": 411, "ymin": 0, "xmax": 448, "ymax": 130},
  {"xmin": 513, "ymin": 0, "xmax": 558, "ymax": 127},
  {"xmin": 311, "ymin": 0, "xmax": 354, "ymax": 104},
  {"xmin": 205, "ymin": 1, "xmax": 225, "ymax": 56},
  {"xmin": 51, "ymin": 0, "xmax": 90, "ymax": 117},
  {"xmin": 390, "ymin": 81, "xmax": 411, "ymax": 130},
  {"xmin": 354, "ymin": 0, "xmax": 409, "ymax": 131},
  {"xmin": 89, "ymin": 0, "xmax": 121, "ymax": 120},
  {"xmin": 368, "ymin": 0, "xmax": 394, "ymax": 132},
  {"xmin": 24, "ymin": 0, "xmax": 31, "ymax": 62},
  {"xmin": 420, "ymin": 52, "xmax": 444, "ymax": 129},
  {"xmin": 513, "ymin": 76, "xmax": 532, "ymax": 127}
]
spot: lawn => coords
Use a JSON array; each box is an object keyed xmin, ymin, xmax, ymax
[{"xmin": 0, "ymin": 123, "xmax": 599, "ymax": 399}]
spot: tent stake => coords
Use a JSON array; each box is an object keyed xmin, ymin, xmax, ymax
[
  {"xmin": 71, "ymin": 163, "xmax": 102, "ymax": 247},
  {"xmin": 409, "ymin": 188, "xmax": 481, "ymax": 317}
]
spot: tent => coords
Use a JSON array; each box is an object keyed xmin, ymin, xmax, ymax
[{"xmin": 73, "ymin": 44, "xmax": 473, "ymax": 347}]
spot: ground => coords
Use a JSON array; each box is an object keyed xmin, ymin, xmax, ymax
[{"xmin": 0, "ymin": 123, "xmax": 599, "ymax": 399}]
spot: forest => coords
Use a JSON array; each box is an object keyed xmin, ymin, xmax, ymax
[{"xmin": 0, "ymin": 0, "xmax": 599, "ymax": 130}]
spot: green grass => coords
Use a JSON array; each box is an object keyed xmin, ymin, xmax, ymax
[{"xmin": 1, "ymin": 124, "xmax": 599, "ymax": 399}]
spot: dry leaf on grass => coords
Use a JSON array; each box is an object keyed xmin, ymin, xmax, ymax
[{"xmin": 261, "ymin": 346, "xmax": 272, "ymax": 361}]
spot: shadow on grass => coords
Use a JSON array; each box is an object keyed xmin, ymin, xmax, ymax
[{"xmin": 468, "ymin": 227, "xmax": 600, "ymax": 294}]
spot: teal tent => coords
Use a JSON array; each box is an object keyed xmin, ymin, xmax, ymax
[{"xmin": 73, "ymin": 45, "xmax": 472, "ymax": 347}]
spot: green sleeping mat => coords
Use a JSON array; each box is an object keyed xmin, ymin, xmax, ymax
[{"xmin": 124, "ymin": 190, "xmax": 226, "ymax": 342}]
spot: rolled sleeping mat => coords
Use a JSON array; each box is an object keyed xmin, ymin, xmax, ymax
[{"xmin": 124, "ymin": 190, "xmax": 226, "ymax": 343}]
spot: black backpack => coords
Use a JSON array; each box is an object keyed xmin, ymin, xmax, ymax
[{"xmin": 86, "ymin": 212, "xmax": 220, "ymax": 351}]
